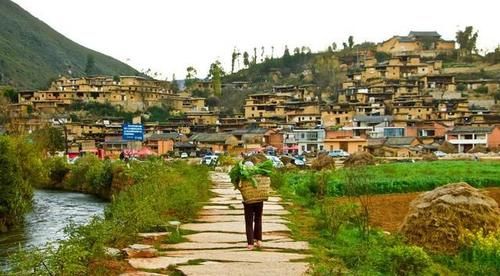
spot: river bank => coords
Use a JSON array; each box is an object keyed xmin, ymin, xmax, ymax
[{"xmin": 0, "ymin": 189, "xmax": 107, "ymax": 269}]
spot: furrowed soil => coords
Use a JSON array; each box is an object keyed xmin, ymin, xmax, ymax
[{"xmin": 345, "ymin": 187, "xmax": 500, "ymax": 232}]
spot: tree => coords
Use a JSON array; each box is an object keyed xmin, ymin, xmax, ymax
[
  {"xmin": 456, "ymin": 26, "xmax": 478, "ymax": 58},
  {"xmin": 170, "ymin": 74, "xmax": 179, "ymax": 93},
  {"xmin": 243, "ymin": 51, "xmax": 250, "ymax": 67},
  {"xmin": 348, "ymin": 36, "xmax": 355, "ymax": 49},
  {"xmin": 206, "ymin": 96, "xmax": 221, "ymax": 110},
  {"xmin": 84, "ymin": 54, "xmax": 96, "ymax": 76},
  {"xmin": 185, "ymin": 66, "xmax": 198, "ymax": 88},
  {"xmin": 331, "ymin": 42, "xmax": 337, "ymax": 51},
  {"xmin": 343, "ymin": 36, "xmax": 355, "ymax": 50},
  {"xmin": 312, "ymin": 54, "xmax": 340, "ymax": 91},
  {"xmin": 0, "ymin": 136, "xmax": 36, "ymax": 231},
  {"xmin": 32, "ymin": 127, "xmax": 65, "ymax": 155},
  {"xmin": 253, "ymin": 47, "xmax": 257, "ymax": 64},
  {"xmin": 2, "ymin": 86, "xmax": 18, "ymax": 103},
  {"xmin": 209, "ymin": 60, "xmax": 224, "ymax": 96}
]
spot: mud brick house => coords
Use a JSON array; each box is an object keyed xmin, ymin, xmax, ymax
[
  {"xmin": 377, "ymin": 31, "xmax": 455, "ymax": 56},
  {"xmin": 380, "ymin": 137, "xmax": 423, "ymax": 157},
  {"xmin": 189, "ymin": 132, "xmax": 239, "ymax": 153}
]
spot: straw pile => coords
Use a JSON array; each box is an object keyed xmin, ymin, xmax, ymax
[
  {"xmin": 467, "ymin": 145, "xmax": 488, "ymax": 153},
  {"xmin": 421, "ymin": 153, "xmax": 438, "ymax": 161},
  {"xmin": 399, "ymin": 182, "xmax": 500, "ymax": 252},
  {"xmin": 311, "ymin": 154, "xmax": 335, "ymax": 171},
  {"xmin": 344, "ymin": 152, "xmax": 376, "ymax": 167},
  {"xmin": 245, "ymin": 153, "xmax": 268, "ymax": 164}
]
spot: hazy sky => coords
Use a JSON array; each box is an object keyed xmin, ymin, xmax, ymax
[{"xmin": 12, "ymin": 0, "xmax": 500, "ymax": 79}]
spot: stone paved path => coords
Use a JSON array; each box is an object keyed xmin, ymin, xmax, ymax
[{"xmin": 124, "ymin": 171, "xmax": 310, "ymax": 275}]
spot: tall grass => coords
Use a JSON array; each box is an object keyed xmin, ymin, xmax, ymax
[{"xmin": 7, "ymin": 160, "xmax": 211, "ymax": 275}]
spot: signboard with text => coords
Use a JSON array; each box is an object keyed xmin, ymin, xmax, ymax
[{"xmin": 122, "ymin": 124, "xmax": 144, "ymax": 141}]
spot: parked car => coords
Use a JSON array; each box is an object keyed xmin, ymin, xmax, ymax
[
  {"xmin": 328, "ymin": 149, "xmax": 350, "ymax": 158},
  {"xmin": 433, "ymin": 151, "xmax": 447, "ymax": 158},
  {"xmin": 180, "ymin": 152, "xmax": 188, "ymax": 158},
  {"xmin": 200, "ymin": 155, "xmax": 218, "ymax": 165},
  {"xmin": 67, "ymin": 156, "xmax": 79, "ymax": 164},
  {"xmin": 266, "ymin": 155, "xmax": 284, "ymax": 168},
  {"xmin": 292, "ymin": 158, "xmax": 306, "ymax": 166}
]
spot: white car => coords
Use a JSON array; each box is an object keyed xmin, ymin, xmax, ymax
[
  {"xmin": 201, "ymin": 155, "xmax": 218, "ymax": 165},
  {"xmin": 266, "ymin": 155, "xmax": 284, "ymax": 168},
  {"xmin": 328, "ymin": 149, "xmax": 350, "ymax": 158},
  {"xmin": 433, "ymin": 151, "xmax": 447, "ymax": 157},
  {"xmin": 180, "ymin": 152, "xmax": 188, "ymax": 158}
]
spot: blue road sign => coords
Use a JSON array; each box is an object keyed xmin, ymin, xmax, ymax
[{"xmin": 122, "ymin": 124, "xmax": 144, "ymax": 141}]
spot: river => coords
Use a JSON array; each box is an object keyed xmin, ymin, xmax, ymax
[{"xmin": 0, "ymin": 189, "xmax": 107, "ymax": 269}]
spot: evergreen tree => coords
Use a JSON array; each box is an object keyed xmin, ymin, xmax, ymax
[
  {"xmin": 84, "ymin": 54, "xmax": 96, "ymax": 76},
  {"xmin": 171, "ymin": 74, "xmax": 179, "ymax": 93},
  {"xmin": 243, "ymin": 51, "xmax": 250, "ymax": 67}
]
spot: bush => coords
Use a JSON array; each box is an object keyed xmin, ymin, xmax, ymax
[
  {"xmin": 456, "ymin": 83, "xmax": 467, "ymax": 91},
  {"xmin": 457, "ymin": 230, "xmax": 500, "ymax": 274},
  {"xmin": 9, "ymin": 161, "xmax": 211, "ymax": 275},
  {"xmin": 64, "ymin": 155, "xmax": 113, "ymax": 195},
  {"xmin": 45, "ymin": 157, "xmax": 70, "ymax": 187},
  {"xmin": 474, "ymin": 85, "xmax": 488, "ymax": 94},
  {"xmin": 387, "ymin": 245, "xmax": 432, "ymax": 276},
  {"xmin": 318, "ymin": 199, "xmax": 360, "ymax": 237}
]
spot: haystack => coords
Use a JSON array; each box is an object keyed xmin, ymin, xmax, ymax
[
  {"xmin": 245, "ymin": 153, "xmax": 268, "ymax": 164},
  {"xmin": 467, "ymin": 145, "xmax": 488, "ymax": 153},
  {"xmin": 311, "ymin": 154, "xmax": 335, "ymax": 171},
  {"xmin": 399, "ymin": 183, "xmax": 500, "ymax": 252},
  {"xmin": 421, "ymin": 153, "xmax": 438, "ymax": 161},
  {"xmin": 344, "ymin": 152, "xmax": 376, "ymax": 167},
  {"xmin": 438, "ymin": 141, "xmax": 457, "ymax": 154}
]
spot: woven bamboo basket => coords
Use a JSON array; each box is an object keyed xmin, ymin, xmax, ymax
[{"xmin": 238, "ymin": 175, "xmax": 271, "ymax": 204}]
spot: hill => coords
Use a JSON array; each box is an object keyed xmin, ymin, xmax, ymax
[{"xmin": 0, "ymin": 0, "xmax": 138, "ymax": 89}]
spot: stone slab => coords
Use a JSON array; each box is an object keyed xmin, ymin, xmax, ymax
[
  {"xmin": 177, "ymin": 261, "xmax": 310, "ymax": 276},
  {"xmin": 195, "ymin": 215, "xmax": 287, "ymax": 224},
  {"xmin": 120, "ymin": 272, "xmax": 166, "ymax": 276},
  {"xmin": 161, "ymin": 240, "xmax": 308, "ymax": 251},
  {"xmin": 229, "ymin": 203, "xmax": 285, "ymax": 210},
  {"xmin": 184, "ymin": 232, "xmax": 289, "ymax": 243},
  {"xmin": 199, "ymin": 209, "xmax": 289, "ymax": 216},
  {"xmin": 181, "ymin": 221, "xmax": 290, "ymax": 233},
  {"xmin": 165, "ymin": 248, "xmax": 309, "ymax": 263},
  {"xmin": 128, "ymin": 257, "xmax": 192, "ymax": 270}
]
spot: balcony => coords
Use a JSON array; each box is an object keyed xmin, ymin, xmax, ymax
[{"xmin": 447, "ymin": 138, "xmax": 487, "ymax": 145}]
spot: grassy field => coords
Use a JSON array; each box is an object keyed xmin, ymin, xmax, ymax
[
  {"xmin": 282, "ymin": 161, "xmax": 500, "ymax": 200},
  {"xmin": 271, "ymin": 160, "xmax": 500, "ymax": 275}
]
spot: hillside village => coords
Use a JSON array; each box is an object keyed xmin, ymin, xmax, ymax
[{"xmin": 2, "ymin": 30, "xmax": 500, "ymax": 159}]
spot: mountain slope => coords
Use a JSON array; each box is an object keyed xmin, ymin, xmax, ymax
[{"xmin": 0, "ymin": 0, "xmax": 138, "ymax": 89}]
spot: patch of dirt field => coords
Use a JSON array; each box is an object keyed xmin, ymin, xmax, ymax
[{"xmin": 362, "ymin": 187, "xmax": 500, "ymax": 233}]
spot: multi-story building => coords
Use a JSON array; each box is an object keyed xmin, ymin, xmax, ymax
[
  {"xmin": 445, "ymin": 126, "xmax": 500, "ymax": 153},
  {"xmin": 18, "ymin": 76, "xmax": 174, "ymax": 112},
  {"xmin": 244, "ymin": 93, "xmax": 290, "ymax": 120},
  {"xmin": 377, "ymin": 31, "xmax": 455, "ymax": 56}
]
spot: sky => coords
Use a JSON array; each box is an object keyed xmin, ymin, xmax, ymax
[{"xmin": 12, "ymin": 0, "xmax": 500, "ymax": 79}]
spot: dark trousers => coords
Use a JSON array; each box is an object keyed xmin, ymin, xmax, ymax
[{"xmin": 243, "ymin": 201, "xmax": 263, "ymax": 245}]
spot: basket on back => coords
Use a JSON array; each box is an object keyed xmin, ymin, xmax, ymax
[{"xmin": 238, "ymin": 175, "xmax": 270, "ymax": 204}]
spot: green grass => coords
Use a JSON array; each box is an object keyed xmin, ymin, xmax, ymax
[
  {"xmin": 274, "ymin": 161, "xmax": 500, "ymax": 275},
  {"xmin": 281, "ymin": 161, "xmax": 500, "ymax": 200},
  {"xmin": 7, "ymin": 160, "xmax": 211, "ymax": 275}
]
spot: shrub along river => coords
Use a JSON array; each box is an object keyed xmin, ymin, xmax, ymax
[{"xmin": 0, "ymin": 189, "xmax": 107, "ymax": 269}]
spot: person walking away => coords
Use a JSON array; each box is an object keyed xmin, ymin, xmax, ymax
[{"xmin": 244, "ymin": 200, "xmax": 263, "ymax": 250}]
